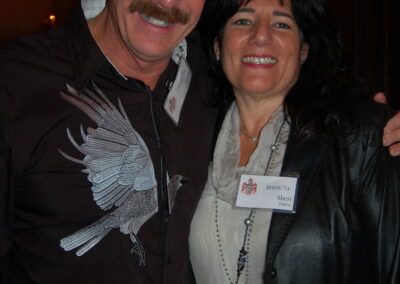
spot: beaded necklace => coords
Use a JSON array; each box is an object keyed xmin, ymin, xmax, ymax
[{"xmin": 214, "ymin": 119, "xmax": 287, "ymax": 284}]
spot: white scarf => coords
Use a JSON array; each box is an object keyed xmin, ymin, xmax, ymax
[{"xmin": 211, "ymin": 102, "xmax": 290, "ymax": 206}]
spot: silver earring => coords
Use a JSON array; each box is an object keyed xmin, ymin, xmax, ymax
[{"xmin": 216, "ymin": 54, "xmax": 220, "ymax": 61}]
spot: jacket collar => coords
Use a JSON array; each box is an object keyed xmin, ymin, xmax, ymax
[{"xmin": 265, "ymin": 133, "xmax": 331, "ymax": 267}]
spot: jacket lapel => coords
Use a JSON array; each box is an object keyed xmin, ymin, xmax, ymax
[{"xmin": 265, "ymin": 134, "xmax": 331, "ymax": 267}]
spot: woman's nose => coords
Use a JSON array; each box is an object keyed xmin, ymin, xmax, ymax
[{"xmin": 250, "ymin": 22, "xmax": 273, "ymax": 46}]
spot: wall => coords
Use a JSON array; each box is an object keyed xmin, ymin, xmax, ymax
[
  {"xmin": 327, "ymin": 0, "xmax": 399, "ymax": 107},
  {"xmin": 0, "ymin": 0, "xmax": 398, "ymax": 106},
  {"xmin": 0, "ymin": 0, "xmax": 78, "ymax": 43}
]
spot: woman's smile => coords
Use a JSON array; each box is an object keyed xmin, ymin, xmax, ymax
[{"xmin": 242, "ymin": 55, "xmax": 278, "ymax": 67}]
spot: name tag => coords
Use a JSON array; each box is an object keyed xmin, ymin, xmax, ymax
[
  {"xmin": 164, "ymin": 57, "xmax": 192, "ymax": 126},
  {"xmin": 236, "ymin": 175, "xmax": 299, "ymax": 213}
]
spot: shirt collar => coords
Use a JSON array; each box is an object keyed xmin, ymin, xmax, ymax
[
  {"xmin": 64, "ymin": 2, "xmax": 191, "ymax": 90},
  {"xmin": 81, "ymin": 0, "xmax": 105, "ymax": 20}
]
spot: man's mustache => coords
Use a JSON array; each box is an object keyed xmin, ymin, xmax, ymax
[{"xmin": 130, "ymin": 1, "xmax": 189, "ymax": 25}]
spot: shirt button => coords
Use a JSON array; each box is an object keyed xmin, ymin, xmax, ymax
[
  {"xmin": 271, "ymin": 268, "xmax": 277, "ymax": 278},
  {"xmin": 167, "ymin": 254, "xmax": 173, "ymax": 265}
]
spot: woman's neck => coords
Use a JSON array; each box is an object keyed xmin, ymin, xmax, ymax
[
  {"xmin": 236, "ymin": 94, "xmax": 284, "ymax": 137},
  {"xmin": 235, "ymin": 93, "xmax": 285, "ymax": 167}
]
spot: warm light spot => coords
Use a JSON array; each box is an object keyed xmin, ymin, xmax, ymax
[{"xmin": 49, "ymin": 14, "xmax": 56, "ymax": 22}]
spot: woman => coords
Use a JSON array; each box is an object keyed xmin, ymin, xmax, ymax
[{"xmin": 189, "ymin": 0, "xmax": 400, "ymax": 283}]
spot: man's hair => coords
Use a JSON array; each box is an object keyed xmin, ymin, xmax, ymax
[{"xmin": 199, "ymin": 0, "xmax": 362, "ymax": 142}]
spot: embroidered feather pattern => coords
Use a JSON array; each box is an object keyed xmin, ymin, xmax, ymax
[{"xmin": 59, "ymin": 83, "xmax": 158, "ymax": 265}]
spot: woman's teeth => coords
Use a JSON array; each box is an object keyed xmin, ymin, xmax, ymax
[{"xmin": 242, "ymin": 57, "xmax": 277, "ymax": 65}]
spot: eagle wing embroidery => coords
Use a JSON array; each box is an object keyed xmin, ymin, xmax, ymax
[{"xmin": 59, "ymin": 83, "xmax": 157, "ymax": 265}]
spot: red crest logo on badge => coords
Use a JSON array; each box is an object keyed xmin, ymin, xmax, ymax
[
  {"xmin": 169, "ymin": 97, "xmax": 177, "ymax": 113},
  {"xmin": 241, "ymin": 178, "xmax": 258, "ymax": 195}
]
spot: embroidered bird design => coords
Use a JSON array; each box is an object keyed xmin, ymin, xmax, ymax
[
  {"xmin": 167, "ymin": 174, "xmax": 184, "ymax": 215},
  {"xmin": 59, "ymin": 83, "xmax": 158, "ymax": 265}
]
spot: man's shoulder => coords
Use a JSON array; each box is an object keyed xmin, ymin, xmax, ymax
[
  {"xmin": 0, "ymin": 28, "xmax": 75, "ymax": 111},
  {"xmin": 186, "ymin": 30, "xmax": 202, "ymax": 49},
  {"xmin": 0, "ymin": 28, "xmax": 71, "ymax": 73},
  {"xmin": 185, "ymin": 30, "xmax": 208, "ymax": 69}
]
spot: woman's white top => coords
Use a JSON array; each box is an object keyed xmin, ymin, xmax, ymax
[{"xmin": 189, "ymin": 103, "xmax": 290, "ymax": 284}]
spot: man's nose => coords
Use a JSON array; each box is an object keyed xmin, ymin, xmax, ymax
[{"xmin": 157, "ymin": 0, "xmax": 178, "ymax": 8}]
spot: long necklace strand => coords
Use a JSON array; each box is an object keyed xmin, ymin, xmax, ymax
[{"xmin": 215, "ymin": 119, "xmax": 287, "ymax": 284}]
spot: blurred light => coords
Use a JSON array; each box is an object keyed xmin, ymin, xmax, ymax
[{"xmin": 49, "ymin": 14, "xmax": 56, "ymax": 23}]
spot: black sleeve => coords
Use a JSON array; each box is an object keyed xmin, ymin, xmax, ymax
[
  {"xmin": 356, "ymin": 104, "xmax": 400, "ymax": 283},
  {"xmin": 0, "ymin": 83, "xmax": 13, "ymax": 283}
]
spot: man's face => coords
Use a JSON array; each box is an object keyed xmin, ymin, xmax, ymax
[{"xmin": 108, "ymin": 0, "xmax": 205, "ymax": 63}]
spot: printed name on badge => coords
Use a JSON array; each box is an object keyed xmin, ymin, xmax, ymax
[{"xmin": 236, "ymin": 175, "xmax": 298, "ymax": 213}]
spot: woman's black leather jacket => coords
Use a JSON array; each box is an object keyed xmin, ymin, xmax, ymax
[{"xmin": 263, "ymin": 102, "xmax": 400, "ymax": 284}]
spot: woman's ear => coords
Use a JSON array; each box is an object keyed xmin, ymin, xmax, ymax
[
  {"xmin": 214, "ymin": 39, "xmax": 221, "ymax": 61},
  {"xmin": 300, "ymin": 42, "xmax": 310, "ymax": 64}
]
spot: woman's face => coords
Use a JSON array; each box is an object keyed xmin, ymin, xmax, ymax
[{"xmin": 216, "ymin": 0, "xmax": 309, "ymax": 101}]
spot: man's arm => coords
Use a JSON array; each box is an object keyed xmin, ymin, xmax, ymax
[
  {"xmin": 383, "ymin": 114, "xmax": 400, "ymax": 156},
  {"xmin": 373, "ymin": 92, "xmax": 400, "ymax": 156},
  {"xmin": 0, "ymin": 97, "xmax": 12, "ymax": 283}
]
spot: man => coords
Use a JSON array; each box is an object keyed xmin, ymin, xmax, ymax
[
  {"xmin": 0, "ymin": 0, "xmax": 399, "ymax": 283},
  {"xmin": 0, "ymin": 0, "xmax": 217, "ymax": 283}
]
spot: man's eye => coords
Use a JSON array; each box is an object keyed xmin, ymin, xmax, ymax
[
  {"xmin": 234, "ymin": 19, "xmax": 251, "ymax": 25},
  {"xmin": 274, "ymin": 22, "xmax": 290, "ymax": 29}
]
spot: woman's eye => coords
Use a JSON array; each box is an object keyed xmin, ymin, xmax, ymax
[
  {"xmin": 274, "ymin": 22, "xmax": 290, "ymax": 29},
  {"xmin": 233, "ymin": 19, "xmax": 251, "ymax": 25}
]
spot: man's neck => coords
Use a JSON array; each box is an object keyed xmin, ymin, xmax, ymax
[{"xmin": 87, "ymin": 7, "xmax": 170, "ymax": 90}]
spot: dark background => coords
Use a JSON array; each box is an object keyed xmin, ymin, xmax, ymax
[{"xmin": 0, "ymin": 0, "xmax": 398, "ymax": 107}]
